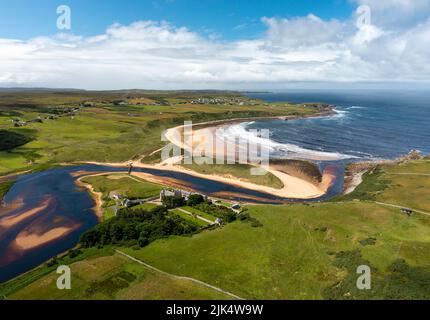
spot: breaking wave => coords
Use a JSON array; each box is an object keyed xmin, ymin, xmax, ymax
[{"xmin": 218, "ymin": 122, "xmax": 359, "ymax": 161}]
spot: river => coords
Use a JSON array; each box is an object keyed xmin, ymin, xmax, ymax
[{"xmin": 0, "ymin": 163, "xmax": 344, "ymax": 283}]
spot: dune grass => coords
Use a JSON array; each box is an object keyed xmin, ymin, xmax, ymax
[{"xmin": 180, "ymin": 159, "xmax": 284, "ymax": 189}]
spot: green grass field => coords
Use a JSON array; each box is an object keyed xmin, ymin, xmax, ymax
[
  {"xmin": 0, "ymin": 247, "xmax": 115, "ymax": 299},
  {"xmin": 121, "ymin": 201, "xmax": 430, "ymax": 299},
  {"xmin": 82, "ymin": 174, "xmax": 163, "ymax": 201},
  {"xmin": 131, "ymin": 203, "xmax": 160, "ymax": 211},
  {"xmin": 376, "ymin": 161, "xmax": 430, "ymax": 213},
  {"xmin": 81, "ymin": 174, "xmax": 164, "ymax": 220},
  {"xmin": 8, "ymin": 253, "xmax": 232, "ymax": 300},
  {"xmin": 215, "ymin": 200, "xmax": 234, "ymax": 208},
  {"xmin": 171, "ymin": 209, "xmax": 209, "ymax": 227},
  {"xmin": 336, "ymin": 160, "xmax": 430, "ymax": 213},
  {"xmin": 182, "ymin": 206, "xmax": 217, "ymax": 222}
]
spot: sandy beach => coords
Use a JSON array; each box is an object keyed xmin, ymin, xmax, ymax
[
  {"xmin": 80, "ymin": 110, "xmax": 339, "ymax": 202},
  {"xmin": 0, "ymin": 199, "xmax": 51, "ymax": 228},
  {"xmin": 14, "ymin": 226, "xmax": 77, "ymax": 251},
  {"xmin": 76, "ymin": 175, "xmax": 105, "ymax": 220},
  {"xmin": 83, "ymin": 157, "xmax": 334, "ymax": 200},
  {"xmin": 160, "ymin": 121, "xmax": 335, "ymax": 199}
]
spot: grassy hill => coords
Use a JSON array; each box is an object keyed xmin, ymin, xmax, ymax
[{"xmin": 7, "ymin": 252, "xmax": 232, "ymax": 300}]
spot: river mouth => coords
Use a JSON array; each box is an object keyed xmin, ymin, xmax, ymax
[{"xmin": 0, "ymin": 163, "xmax": 344, "ymax": 283}]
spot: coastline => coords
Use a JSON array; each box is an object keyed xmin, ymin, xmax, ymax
[
  {"xmin": 159, "ymin": 107, "xmax": 337, "ymax": 199},
  {"xmin": 76, "ymin": 175, "xmax": 104, "ymax": 220},
  {"xmin": 341, "ymin": 160, "xmax": 395, "ymax": 195},
  {"xmin": 0, "ymin": 105, "xmax": 390, "ymax": 288},
  {"xmin": 1, "ymin": 107, "xmax": 339, "ymax": 228},
  {"xmin": 80, "ymin": 158, "xmax": 335, "ymax": 200},
  {"xmin": 170, "ymin": 108, "xmax": 336, "ymax": 132}
]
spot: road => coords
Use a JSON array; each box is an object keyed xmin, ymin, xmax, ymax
[{"xmin": 374, "ymin": 201, "xmax": 430, "ymax": 217}]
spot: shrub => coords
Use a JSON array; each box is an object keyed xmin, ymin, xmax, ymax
[
  {"xmin": 359, "ymin": 237, "xmax": 377, "ymax": 246},
  {"xmin": 162, "ymin": 195, "xmax": 185, "ymax": 209},
  {"xmin": 237, "ymin": 211, "xmax": 263, "ymax": 227},
  {"xmin": 46, "ymin": 256, "xmax": 58, "ymax": 267},
  {"xmin": 186, "ymin": 194, "xmax": 205, "ymax": 206},
  {"xmin": 68, "ymin": 249, "xmax": 82, "ymax": 258},
  {"xmin": 0, "ymin": 130, "xmax": 32, "ymax": 151}
]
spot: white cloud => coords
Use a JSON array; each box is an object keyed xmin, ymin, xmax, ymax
[
  {"xmin": 262, "ymin": 14, "xmax": 345, "ymax": 47},
  {"xmin": 354, "ymin": 0, "xmax": 430, "ymax": 28},
  {"xmin": 0, "ymin": 10, "xmax": 429, "ymax": 89}
]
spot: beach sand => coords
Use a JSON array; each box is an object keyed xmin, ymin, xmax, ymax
[
  {"xmin": 162, "ymin": 123, "xmax": 334, "ymax": 199},
  {"xmin": 14, "ymin": 226, "xmax": 76, "ymax": 251},
  {"xmin": 0, "ymin": 199, "xmax": 51, "ymax": 228},
  {"xmin": 76, "ymin": 175, "xmax": 106, "ymax": 220}
]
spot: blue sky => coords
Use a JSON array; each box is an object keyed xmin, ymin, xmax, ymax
[
  {"xmin": 0, "ymin": 0, "xmax": 354, "ymax": 40},
  {"xmin": 0, "ymin": 0, "xmax": 429, "ymax": 89}
]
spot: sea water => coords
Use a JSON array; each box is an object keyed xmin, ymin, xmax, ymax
[{"xmin": 241, "ymin": 89, "xmax": 430, "ymax": 161}]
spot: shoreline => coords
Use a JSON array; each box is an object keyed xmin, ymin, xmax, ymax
[
  {"xmin": 159, "ymin": 108, "xmax": 338, "ymax": 199},
  {"xmin": 76, "ymin": 175, "xmax": 104, "ymax": 220},
  {"xmin": 81, "ymin": 159, "xmax": 333, "ymax": 200},
  {"xmin": 167, "ymin": 108, "xmax": 336, "ymax": 132},
  {"xmin": 341, "ymin": 160, "xmax": 395, "ymax": 195}
]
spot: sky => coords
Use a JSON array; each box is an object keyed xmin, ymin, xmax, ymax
[{"xmin": 0, "ymin": 0, "xmax": 429, "ymax": 90}]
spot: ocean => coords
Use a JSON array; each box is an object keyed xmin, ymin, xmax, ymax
[{"xmin": 238, "ymin": 90, "xmax": 430, "ymax": 161}]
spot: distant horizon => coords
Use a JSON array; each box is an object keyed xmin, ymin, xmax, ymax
[{"xmin": 1, "ymin": 84, "xmax": 430, "ymax": 93}]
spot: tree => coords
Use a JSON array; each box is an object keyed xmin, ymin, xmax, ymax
[
  {"xmin": 79, "ymin": 205, "xmax": 199, "ymax": 248},
  {"xmin": 162, "ymin": 195, "xmax": 185, "ymax": 209},
  {"xmin": 138, "ymin": 235, "xmax": 149, "ymax": 247},
  {"xmin": 186, "ymin": 194, "xmax": 205, "ymax": 206}
]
